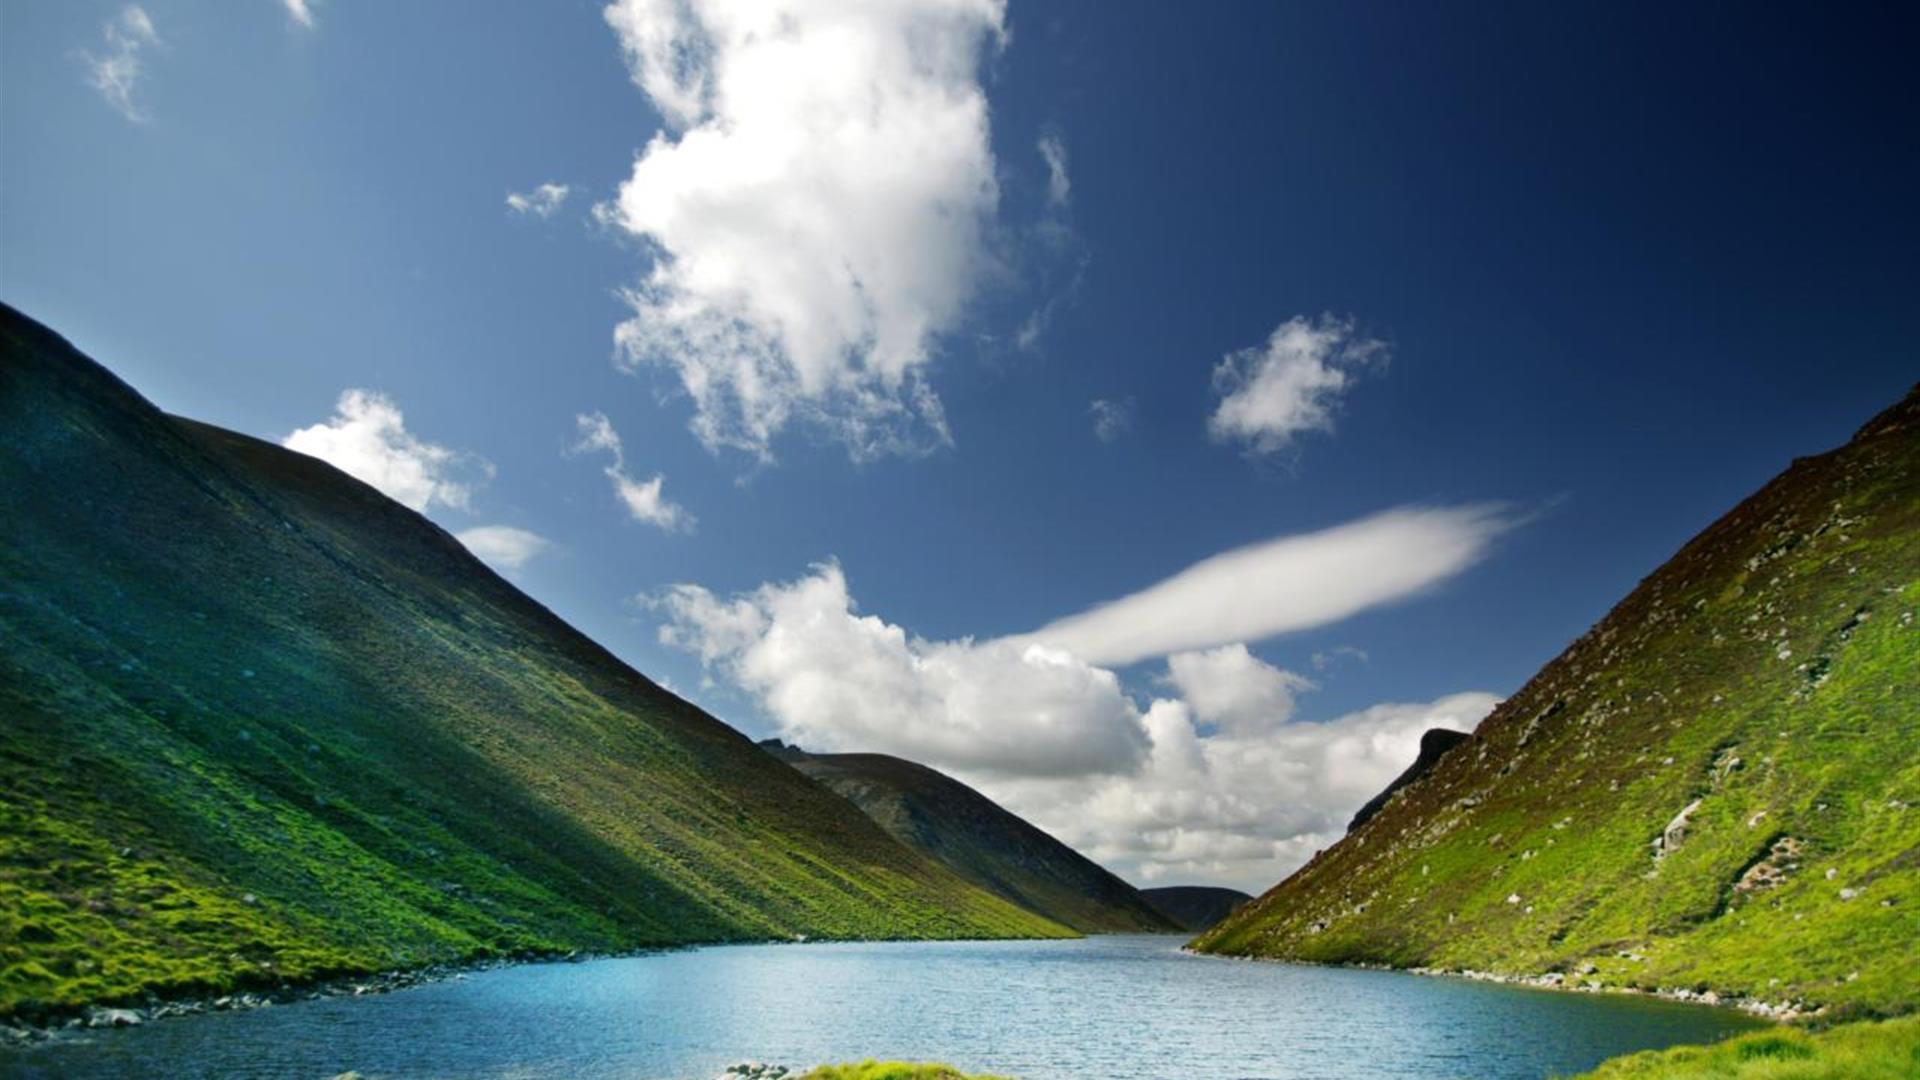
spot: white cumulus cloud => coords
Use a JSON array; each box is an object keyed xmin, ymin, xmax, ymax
[
  {"xmin": 1032, "ymin": 504, "xmax": 1513, "ymax": 667},
  {"xmin": 572, "ymin": 412, "xmax": 694, "ymax": 532},
  {"xmin": 984, "ymin": 691, "xmax": 1499, "ymax": 893},
  {"xmin": 506, "ymin": 182, "xmax": 571, "ymax": 218},
  {"xmin": 284, "ymin": 390, "xmax": 486, "ymax": 513},
  {"xmin": 600, "ymin": 0, "xmax": 1007, "ymax": 461},
  {"xmin": 1209, "ymin": 313, "xmax": 1387, "ymax": 455},
  {"xmin": 1164, "ymin": 643, "xmax": 1315, "ymax": 735},
  {"xmin": 456, "ymin": 526, "xmax": 552, "ymax": 571},
  {"xmin": 82, "ymin": 6, "xmax": 161, "ymax": 123},
  {"xmin": 654, "ymin": 561, "xmax": 1149, "ymax": 778}
]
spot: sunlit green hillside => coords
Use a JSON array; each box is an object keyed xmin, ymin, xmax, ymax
[
  {"xmin": 0, "ymin": 305, "xmax": 1068, "ymax": 1020},
  {"xmin": 1198, "ymin": 383, "xmax": 1920, "ymax": 1018}
]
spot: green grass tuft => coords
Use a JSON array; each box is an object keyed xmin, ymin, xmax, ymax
[{"xmin": 1569, "ymin": 1015, "xmax": 1920, "ymax": 1079}]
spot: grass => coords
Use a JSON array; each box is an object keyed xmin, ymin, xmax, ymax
[
  {"xmin": 798, "ymin": 1063, "xmax": 1011, "ymax": 1080},
  {"xmin": 1570, "ymin": 1015, "xmax": 1920, "ymax": 1079},
  {"xmin": 1196, "ymin": 383, "xmax": 1920, "ymax": 1018},
  {"xmin": 0, "ymin": 304, "xmax": 1070, "ymax": 1022}
]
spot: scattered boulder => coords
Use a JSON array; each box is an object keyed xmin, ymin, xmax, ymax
[
  {"xmin": 1654, "ymin": 798, "xmax": 1705, "ymax": 859},
  {"xmin": 87, "ymin": 1008, "xmax": 143, "ymax": 1028}
]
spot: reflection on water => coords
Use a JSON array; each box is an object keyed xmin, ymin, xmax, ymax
[{"xmin": 5, "ymin": 935, "xmax": 1763, "ymax": 1080}]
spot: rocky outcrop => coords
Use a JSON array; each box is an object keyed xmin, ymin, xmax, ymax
[{"xmin": 1348, "ymin": 728, "xmax": 1472, "ymax": 831}]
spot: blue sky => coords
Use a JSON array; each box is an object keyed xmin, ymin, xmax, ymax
[{"xmin": 4, "ymin": 1, "xmax": 1915, "ymax": 890}]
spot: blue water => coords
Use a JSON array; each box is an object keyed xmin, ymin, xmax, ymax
[{"xmin": 4, "ymin": 936, "xmax": 1763, "ymax": 1079}]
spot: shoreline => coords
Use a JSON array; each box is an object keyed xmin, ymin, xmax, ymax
[
  {"xmin": 6, "ymin": 933, "xmax": 1807, "ymax": 1054},
  {"xmin": 1179, "ymin": 946, "xmax": 1813, "ymax": 1023},
  {"xmin": 1, "ymin": 929, "xmax": 1107, "ymax": 1050},
  {"xmin": 0, "ymin": 945, "xmax": 675, "ymax": 1050}
]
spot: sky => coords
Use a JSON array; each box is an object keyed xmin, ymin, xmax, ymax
[{"xmin": 3, "ymin": 1, "xmax": 1916, "ymax": 894}]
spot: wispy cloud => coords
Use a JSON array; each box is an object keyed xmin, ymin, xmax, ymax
[
  {"xmin": 1089, "ymin": 397, "xmax": 1134, "ymax": 442},
  {"xmin": 600, "ymin": 0, "xmax": 1007, "ymax": 462},
  {"xmin": 82, "ymin": 6, "xmax": 161, "ymax": 123},
  {"xmin": 571, "ymin": 412, "xmax": 694, "ymax": 532},
  {"xmin": 456, "ymin": 526, "xmax": 552, "ymax": 571},
  {"xmin": 282, "ymin": 0, "xmax": 319, "ymax": 30},
  {"xmin": 506, "ymin": 182, "xmax": 571, "ymax": 218},
  {"xmin": 1031, "ymin": 504, "xmax": 1513, "ymax": 667},
  {"xmin": 1210, "ymin": 313, "xmax": 1387, "ymax": 456},
  {"xmin": 284, "ymin": 390, "xmax": 488, "ymax": 512},
  {"xmin": 1038, "ymin": 131, "xmax": 1071, "ymax": 209}
]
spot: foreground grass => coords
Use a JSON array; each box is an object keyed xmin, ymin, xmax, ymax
[
  {"xmin": 799, "ymin": 1064, "xmax": 1008, "ymax": 1080},
  {"xmin": 1572, "ymin": 1016, "xmax": 1920, "ymax": 1079}
]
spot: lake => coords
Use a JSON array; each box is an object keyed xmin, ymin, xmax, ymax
[{"xmin": 3, "ymin": 935, "xmax": 1764, "ymax": 1079}]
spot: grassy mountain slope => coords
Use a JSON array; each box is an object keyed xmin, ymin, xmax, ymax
[
  {"xmin": 1197, "ymin": 385, "xmax": 1920, "ymax": 1019},
  {"xmin": 1139, "ymin": 886, "xmax": 1251, "ymax": 932},
  {"xmin": 765, "ymin": 742, "xmax": 1176, "ymax": 933},
  {"xmin": 0, "ymin": 306, "xmax": 1069, "ymax": 1020}
]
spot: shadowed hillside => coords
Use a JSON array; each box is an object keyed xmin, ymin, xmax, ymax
[
  {"xmin": 1198, "ymin": 384, "xmax": 1920, "ymax": 1018},
  {"xmin": 0, "ymin": 305, "xmax": 1069, "ymax": 1020},
  {"xmin": 764, "ymin": 742, "xmax": 1176, "ymax": 934},
  {"xmin": 1139, "ymin": 886, "xmax": 1250, "ymax": 932}
]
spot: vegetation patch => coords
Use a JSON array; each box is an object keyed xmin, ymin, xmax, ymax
[{"xmin": 1569, "ymin": 1015, "xmax": 1920, "ymax": 1079}]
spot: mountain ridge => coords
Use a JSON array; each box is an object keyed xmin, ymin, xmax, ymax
[
  {"xmin": 762, "ymin": 741, "xmax": 1177, "ymax": 934},
  {"xmin": 1138, "ymin": 886, "xmax": 1251, "ymax": 932}
]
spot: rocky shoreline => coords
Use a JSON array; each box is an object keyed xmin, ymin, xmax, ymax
[
  {"xmin": 0, "ymin": 947, "xmax": 656, "ymax": 1050},
  {"xmin": 1185, "ymin": 948, "xmax": 1813, "ymax": 1022}
]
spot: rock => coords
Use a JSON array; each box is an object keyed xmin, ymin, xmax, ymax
[
  {"xmin": 1348, "ymin": 728, "xmax": 1472, "ymax": 831},
  {"xmin": 89, "ymin": 1008, "xmax": 143, "ymax": 1028},
  {"xmin": 1654, "ymin": 798, "xmax": 1704, "ymax": 859}
]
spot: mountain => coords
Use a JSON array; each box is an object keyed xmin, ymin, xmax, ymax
[
  {"xmin": 1138, "ymin": 886, "xmax": 1251, "ymax": 932},
  {"xmin": 763, "ymin": 742, "xmax": 1177, "ymax": 933},
  {"xmin": 1197, "ymin": 384, "xmax": 1920, "ymax": 1019},
  {"xmin": 1347, "ymin": 728, "xmax": 1471, "ymax": 832},
  {"xmin": 0, "ymin": 305, "xmax": 1070, "ymax": 1021}
]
